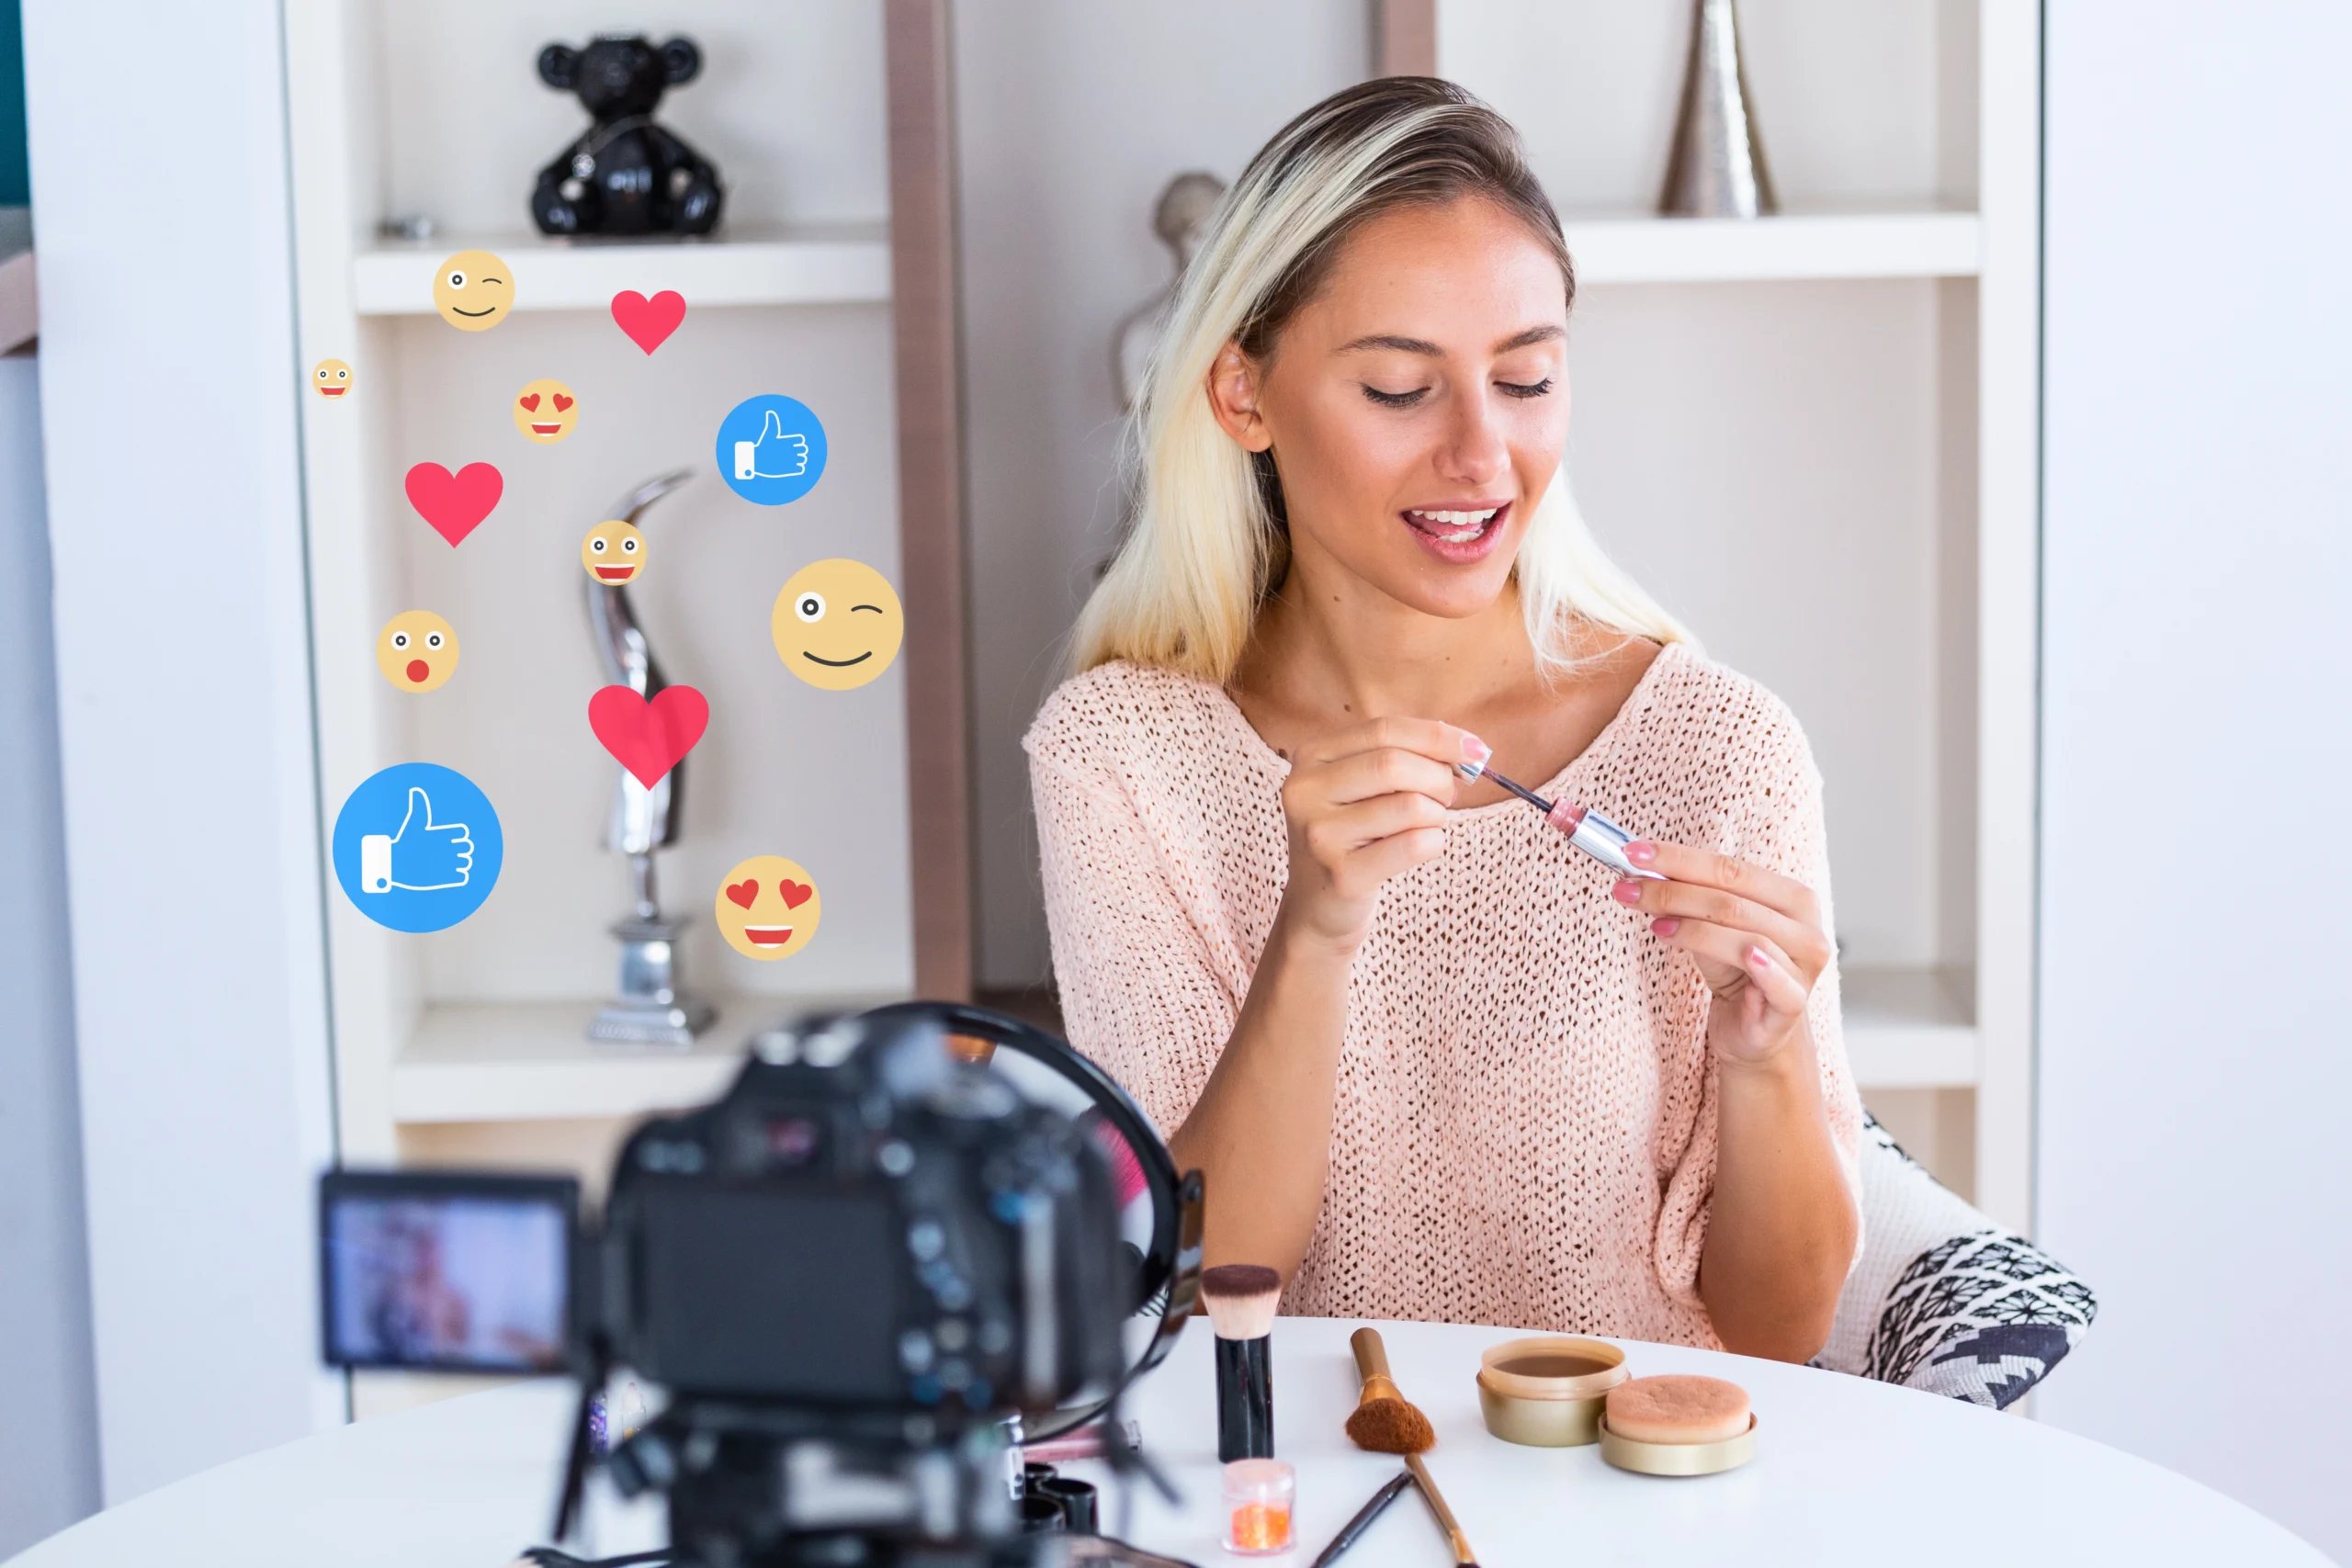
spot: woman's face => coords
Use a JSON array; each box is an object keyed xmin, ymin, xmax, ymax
[{"xmin": 1211, "ymin": 196, "xmax": 1572, "ymax": 620}]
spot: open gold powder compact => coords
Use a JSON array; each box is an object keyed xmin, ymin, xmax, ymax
[
  {"xmin": 1474, "ymin": 1336, "xmax": 1630, "ymax": 1447},
  {"xmin": 1596, "ymin": 1374, "xmax": 1758, "ymax": 1476}
]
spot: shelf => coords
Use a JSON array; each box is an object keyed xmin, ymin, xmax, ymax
[
  {"xmin": 350, "ymin": 224, "xmax": 892, "ymax": 315},
  {"xmin": 1843, "ymin": 966, "xmax": 1978, "ymax": 1089},
  {"xmin": 1563, "ymin": 210, "xmax": 1982, "ymax": 285},
  {"xmin": 392, "ymin": 992, "xmax": 902, "ymax": 1124}
]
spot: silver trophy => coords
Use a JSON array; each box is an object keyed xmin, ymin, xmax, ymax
[
  {"xmin": 585, "ymin": 468, "xmax": 717, "ymax": 1047},
  {"xmin": 1659, "ymin": 0, "xmax": 1778, "ymax": 219}
]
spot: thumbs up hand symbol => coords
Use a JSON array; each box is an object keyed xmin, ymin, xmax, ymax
[
  {"xmin": 358, "ymin": 786, "xmax": 475, "ymax": 893},
  {"xmin": 735, "ymin": 408, "xmax": 809, "ymax": 481}
]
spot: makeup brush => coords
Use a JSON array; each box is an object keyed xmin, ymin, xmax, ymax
[
  {"xmin": 1201, "ymin": 1264, "xmax": 1282, "ymax": 1461},
  {"xmin": 1455, "ymin": 757, "xmax": 1664, "ymax": 882},
  {"xmin": 1346, "ymin": 1327, "xmax": 1476, "ymax": 1568}
]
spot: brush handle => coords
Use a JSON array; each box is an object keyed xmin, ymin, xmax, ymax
[
  {"xmin": 1307, "ymin": 1472, "xmax": 1412, "ymax": 1568},
  {"xmin": 1405, "ymin": 1452, "xmax": 1477, "ymax": 1568},
  {"xmin": 1215, "ymin": 1334, "xmax": 1274, "ymax": 1461},
  {"xmin": 1350, "ymin": 1326, "xmax": 1394, "ymax": 1386}
]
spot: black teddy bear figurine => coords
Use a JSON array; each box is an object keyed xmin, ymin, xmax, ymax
[{"xmin": 531, "ymin": 35, "xmax": 723, "ymax": 237}]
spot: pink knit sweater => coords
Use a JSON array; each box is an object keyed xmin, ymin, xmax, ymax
[{"xmin": 1023, "ymin": 642, "xmax": 1862, "ymax": 1346}]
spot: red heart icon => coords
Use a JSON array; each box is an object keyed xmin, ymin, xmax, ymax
[
  {"xmin": 588, "ymin": 683, "xmax": 709, "ymax": 789},
  {"xmin": 403, "ymin": 462, "xmax": 503, "ymax": 547},
  {"xmin": 610, "ymin": 289, "xmax": 686, "ymax": 355},
  {"xmin": 778, "ymin": 879, "xmax": 813, "ymax": 909},
  {"xmin": 725, "ymin": 878, "xmax": 759, "ymax": 909},
  {"xmin": 552, "ymin": 392, "xmax": 574, "ymax": 412},
  {"xmin": 517, "ymin": 392, "xmax": 541, "ymax": 412}
]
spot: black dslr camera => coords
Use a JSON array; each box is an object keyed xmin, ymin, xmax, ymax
[{"xmin": 320, "ymin": 1003, "xmax": 1204, "ymax": 1568}]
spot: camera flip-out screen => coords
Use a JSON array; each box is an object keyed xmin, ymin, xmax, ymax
[{"xmin": 320, "ymin": 1170, "xmax": 577, "ymax": 1374}]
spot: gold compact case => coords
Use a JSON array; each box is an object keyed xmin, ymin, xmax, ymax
[
  {"xmin": 1597, "ymin": 1413, "xmax": 1758, "ymax": 1476},
  {"xmin": 1474, "ymin": 1336, "xmax": 1629, "ymax": 1447}
]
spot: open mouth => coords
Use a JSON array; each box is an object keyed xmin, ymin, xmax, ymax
[
  {"xmin": 319, "ymin": 387, "xmax": 346, "ymax": 397},
  {"xmin": 1401, "ymin": 502, "xmax": 1510, "ymax": 563},
  {"xmin": 743, "ymin": 925, "xmax": 794, "ymax": 946},
  {"xmin": 595, "ymin": 565, "xmax": 636, "ymax": 581},
  {"xmin": 406, "ymin": 659, "xmax": 431, "ymax": 683},
  {"xmin": 802, "ymin": 650, "xmax": 873, "ymax": 668},
  {"xmin": 530, "ymin": 423, "xmax": 563, "ymax": 434}
]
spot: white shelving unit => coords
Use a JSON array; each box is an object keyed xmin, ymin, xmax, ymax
[
  {"xmin": 349, "ymin": 224, "xmax": 891, "ymax": 314},
  {"xmin": 1439, "ymin": 0, "xmax": 2042, "ymax": 1217}
]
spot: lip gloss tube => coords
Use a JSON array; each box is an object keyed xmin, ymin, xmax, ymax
[{"xmin": 1544, "ymin": 801, "xmax": 1662, "ymax": 881}]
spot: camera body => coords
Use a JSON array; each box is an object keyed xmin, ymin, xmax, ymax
[{"xmin": 320, "ymin": 1004, "xmax": 1200, "ymax": 1568}]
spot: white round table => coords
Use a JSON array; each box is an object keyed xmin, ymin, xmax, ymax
[{"xmin": 9, "ymin": 1317, "xmax": 2324, "ymax": 1566}]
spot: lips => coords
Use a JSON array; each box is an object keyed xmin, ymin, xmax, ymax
[
  {"xmin": 595, "ymin": 564, "xmax": 636, "ymax": 581},
  {"xmin": 405, "ymin": 659, "xmax": 430, "ymax": 683},
  {"xmin": 1402, "ymin": 500, "xmax": 1511, "ymax": 564},
  {"xmin": 530, "ymin": 423, "xmax": 563, "ymax": 435},
  {"xmin": 742, "ymin": 925, "xmax": 794, "ymax": 946}
]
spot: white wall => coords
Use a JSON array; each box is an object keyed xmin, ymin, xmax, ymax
[
  {"xmin": 955, "ymin": 1, "xmax": 1372, "ymax": 987},
  {"xmin": 22, "ymin": 0, "xmax": 343, "ymax": 1504},
  {"xmin": 2038, "ymin": 5, "xmax": 2352, "ymax": 1560},
  {"xmin": 0, "ymin": 355, "xmax": 100, "ymax": 1552}
]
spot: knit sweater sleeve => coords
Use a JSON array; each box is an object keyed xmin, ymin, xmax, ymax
[
  {"xmin": 1650, "ymin": 700, "xmax": 1866, "ymax": 1306},
  {"xmin": 1025, "ymin": 713, "xmax": 1238, "ymax": 1141}
]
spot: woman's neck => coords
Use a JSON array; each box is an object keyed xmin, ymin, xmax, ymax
[{"xmin": 1234, "ymin": 549, "xmax": 1538, "ymax": 727}]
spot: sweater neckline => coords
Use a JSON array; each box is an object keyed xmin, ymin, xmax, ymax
[{"xmin": 1204, "ymin": 639, "xmax": 1687, "ymax": 819}]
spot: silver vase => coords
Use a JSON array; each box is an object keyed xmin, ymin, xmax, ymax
[{"xmin": 1659, "ymin": 0, "xmax": 1777, "ymax": 219}]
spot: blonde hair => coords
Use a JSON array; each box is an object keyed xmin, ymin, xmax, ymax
[{"xmin": 1073, "ymin": 78, "xmax": 1691, "ymax": 682}]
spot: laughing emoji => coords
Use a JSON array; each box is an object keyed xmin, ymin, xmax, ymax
[
  {"xmin": 715, "ymin": 855, "xmax": 821, "ymax": 960},
  {"xmin": 375, "ymin": 611, "xmax": 459, "ymax": 693},
  {"xmin": 581, "ymin": 520, "xmax": 645, "ymax": 585},
  {"xmin": 312, "ymin": 358, "xmax": 353, "ymax": 399},
  {"xmin": 514, "ymin": 378, "xmax": 579, "ymax": 444},
  {"xmin": 432, "ymin": 249, "xmax": 515, "ymax": 331}
]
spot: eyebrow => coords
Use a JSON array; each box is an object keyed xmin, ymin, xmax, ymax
[
  {"xmin": 851, "ymin": 603, "xmax": 884, "ymax": 613},
  {"xmin": 1338, "ymin": 324, "xmax": 1566, "ymax": 356}
]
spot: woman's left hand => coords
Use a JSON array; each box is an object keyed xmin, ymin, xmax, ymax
[{"xmin": 1610, "ymin": 841, "xmax": 1832, "ymax": 1066}]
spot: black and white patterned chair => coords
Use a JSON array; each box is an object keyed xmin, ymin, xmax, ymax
[{"xmin": 1812, "ymin": 1113, "xmax": 2098, "ymax": 1409}]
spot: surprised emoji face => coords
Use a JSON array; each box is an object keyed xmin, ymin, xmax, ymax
[
  {"xmin": 376, "ymin": 611, "xmax": 459, "ymax": 693},
  {"xmin": 715, "ymin": 855, "xmax": 820, "ymax": 960},
  {"xmin": 581, "ymin": 520, "xmax": 645, "ymax": 585}
]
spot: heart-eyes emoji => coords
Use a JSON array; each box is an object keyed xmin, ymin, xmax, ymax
[
  {"xmin": 715, "ymin": 855, "xmax": 821, "ymax": 960},
  {"xmin": 514, "ymin": 378, "xmax": 579, "ymax": 444}
]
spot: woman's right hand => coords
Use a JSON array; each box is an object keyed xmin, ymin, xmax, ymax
[{"xmin": 1277, "ymin": 717, "xmax": 1487, "ymax": 951}]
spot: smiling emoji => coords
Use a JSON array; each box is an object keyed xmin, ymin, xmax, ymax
[
  {"xmin": 432, "ymin": 249, "xmax": 515, "ymax": 331},
  {"xmin": 514, "ymin": 378, "xmax": 579, "ymax": 444},
  {"xmin": 375, "ymin": 611, "xmax": 459, "ymax": 693},
  {"xmin": 715, "ymin": 855, "xmax": 821, "ymax": 960},
  {"xmin": 311, "ymin": 358, "xmax": 353, "ymax": 399},
  {"xmin": 582, "ymin": 520, "xmax": 646, "ymax": 584},
  {"xmin": 772, "ymin": 559, "xmax": 904, "ymax": 692}
]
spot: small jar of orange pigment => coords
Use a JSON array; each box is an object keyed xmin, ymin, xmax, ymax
[{"xmin": 1220, "ymin": 1458, "xmax": 1295, "ymax": 1554}]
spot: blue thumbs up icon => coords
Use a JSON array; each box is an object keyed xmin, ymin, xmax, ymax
[
  {"xmin": 715, "ymin": 394, "xmax": 827, "ymax": 505},
  {"xmin": 333, "ymin": 763, "xmax": 503, "ymax": 932}
]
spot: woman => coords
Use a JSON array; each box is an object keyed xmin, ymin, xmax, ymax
[{"xmin": 1026, "ymin": 79, "xmax": 1860, "ymax": 1361}]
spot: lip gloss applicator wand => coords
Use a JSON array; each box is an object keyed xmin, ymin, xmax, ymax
[{"xmin": 1458, "ymin": 751, "xmax": 1664, "ymax": 882}]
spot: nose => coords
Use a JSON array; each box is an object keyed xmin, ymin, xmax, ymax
[{"xmin": 1433, "ymin": 389, "xmax": 1511, "ymax": 489}]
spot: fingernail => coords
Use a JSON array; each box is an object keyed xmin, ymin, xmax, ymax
[
  {"xmin": 1746, "ymin": 946, "xmax": 1771, "ymax": 970},
  {"xmin": 1626, "ymin": 840, "xmax": 1657, "ymax": 865},
  {"xmin": 1459, "ymin": 734, "xmax": 1491, "ymax": 774},
  {"xmin": 1651, "ymin": 918, "xmax": 1679, "ymax": 937},
  {"xmin": 1611, "ymin": 880, "xmax": 1643, "ymax": 905}
]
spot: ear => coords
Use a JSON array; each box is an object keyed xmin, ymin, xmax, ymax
[
  {"xmin": 1204, "ymin": 341, "xmax": 1273, "ymax": 453},
  {"xmin": 660, "ymin": 37, "xmax": 703, "ymax": 85},
  {"xmin": 537, "ymin": 44, "xmax": 580, "ymax": 90}
]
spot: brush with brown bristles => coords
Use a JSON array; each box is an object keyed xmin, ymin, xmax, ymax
[
  {"xmin": 1200, "ymin": 1263, "xmax": 1282, "ymax": 1461},
  {"xmin": 1346, "ymin": 1326, "xmax": 1476, "ymax": 1568}
]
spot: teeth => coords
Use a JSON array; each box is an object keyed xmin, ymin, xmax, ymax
[{"xmin": 1410, "ymin": 508, "xmax": 1498, "ymax": 528}]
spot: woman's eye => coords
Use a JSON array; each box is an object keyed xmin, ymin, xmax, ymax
[
  {"xmin": 796, "ymin": 592, "xmax": 827, "ymax": 623},
  {"xmin": 1497, "ymin": 377, "xmax": 1555, "ymax": 400},
  {"xmin": 1361, "ymin": 385, "xmax": 1428, "ymax": 408},
  {"xmin": 447, "ymin": 271, "xmax": 466, "ymax": 288}
]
